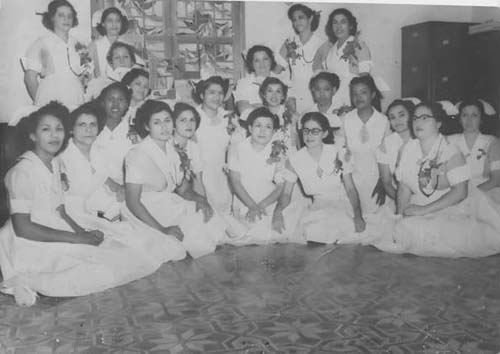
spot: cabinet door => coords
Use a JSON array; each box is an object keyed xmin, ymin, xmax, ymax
[{"xmin": 402, "ymin": 59, "xmax": 429, "ymax": 100}]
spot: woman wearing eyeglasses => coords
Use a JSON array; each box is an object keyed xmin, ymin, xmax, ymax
[
  {"xmin": 23, "ymin": 0, "xmax": 85, "ymax": 108},
  {"xmin": 383, "ymin": 102, "xmax": 500, "ymax": 257},
  {"xmin": 276, "ymin": 112, "xmax": 386, "ymax": 245}
]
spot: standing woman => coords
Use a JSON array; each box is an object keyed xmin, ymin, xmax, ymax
[
  {"xmin": 381, "ymin": 102, "xmax": 500, "ymax": 257},
  {"xmin": 234, "ymin": 45, "xmax": 278, "ymax": 122},
  {"xmin": 376, "ymin": 99, "xmax": 415, "ymax": 202},
  {"xmin": 448, "ymin": 99, "xmax": 500, "ymax": 191},
  {"xmin": 312, "ymin": 8, "xmax": 372, "ymax": 107},
  {"xmin": 277, "ymin": 4, "xmax": 323, "ymax": 112},
  {"xmin": 0, "ymin": 102, "xmax": 164, "ymax": 306},
  {"xmin": 23, "ymin": 0, "xmax": 85, "ymax": 108},
  {"xmin": 194, "ymin": 76, "xmax": 244, "ymax": 214},
  {"xmin": 343, "ymin": 75, "xmax": 389, "ymax": 214},
  {"xmin": 88, "ymin": 7, "xmax": 129, "ymax": 78}
]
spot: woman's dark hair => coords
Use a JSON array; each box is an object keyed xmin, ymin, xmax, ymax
[
  {"xmin": 96, "ymin": 7, "xmax": 129, "ymax": 36},
  {"xmin": 349, "ymin": 75, "xmax": 383, "ymax": 112},
  {"xmin": 325, "ymin": 8, "xmax": 358, "ymax": 44},
  {"xmin": 134, "ymin": 100, "xmax": 172, "ymax": 138},
  {"xmin": 457, "ymin": 98, "xmax": 489, "ymax": 134},
  {"xmin": 106, "ymin": 41, "xmax": 136, "ymax": 66},
  {"xmin": 98, "ymin": 82, "xmax": 132, "ymax": 106},
  {"xmin": 192, "ymin": 76, "xmax": 229, "ymax": 104},
  {"xmin": 247, "ymin": 107, "xmax": 279, "ymax": 130},
  {"xmin": 300, "ymin": 112, "xmax": 334, "ymax": 144},
  {"xmin": 287, "ymin": 4, "xmax": 320, "ymax": 32},
  {"xmin": 259, "ymin": 77, "xmax": 288, "ymax": 105},
  {"xmin": 42, "ymin": 0, "xmax": 78, "ymax": 31},
  {"xmin": 245, "ymin": 45, "xmax": 277, "ymax": 73},
  {"xmin": 66, "ymin": 102, "xmax": 106, "ymax": 135},
  {"xmin": 16, "ymin": 101, "xmax": 70, "ymax": 154},
  {"xmin": 173, "ymin": 102, "xmax": 201, "ymax": 130},
  {"xmin": 121, "ymin": 68, "xmax": 149, "ymax": 87},
  {"xmin": 411, "ymin": 101, "xmax": 447, "ymax": 136},
  {"xmin": 309, "ymin": 72, "xmax": 340, "ymax": 92}
]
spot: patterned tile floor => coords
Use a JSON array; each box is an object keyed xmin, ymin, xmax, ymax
[{"xmin": 1, "ymin": 244, "xmax": 500, "ymax": 353}]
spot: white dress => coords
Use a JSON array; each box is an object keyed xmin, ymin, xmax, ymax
[
  {"xmin": 89, "ymin": 36, "xmax": 114, "ymax": 79},
  {"xmin": 0, "ymin": 151, "xmax": 183, "ymax": 305},
  {"xmin": 195, "ymin": 107, "xmax": 244, "ymax": 213},
  {"xmin": 289, "ymin": 144, "xmax": 387, "ymax": 244},
  {"xmin": 23, "ymin": 31, "xmax": 84, "ymax": 108},
  {"xmin": 378, "ymin": 135, "xmax": 500, "ymax": 258},
  {"xmin": 93, "ymin": 117, "xmax": 134, "ymax": 184},
  {"xmin": 59, "ymin": 139, "xmax": 119, "ymax": 219},
  {"xmin": 321, "ymin": 36, "xmax": 373, "ymax": 108},
  {"xmin": 122, "ymin": 136, "xmax": 235, "ymax": 258},
  {"xmin": 344, "ymin": 109, "xmax": 390, "ymax": 213},
  {"xmin": 228, "ymin": 138, "xmax": 306, "ymax": 244},
  {"xmin": 279, "ymin": 33, "xmax": 323, "ymax": 112}
]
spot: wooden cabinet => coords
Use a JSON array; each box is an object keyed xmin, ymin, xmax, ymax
[{"xmin": 401, "ymin": 21, "xmax": 472, "ymax": 103}]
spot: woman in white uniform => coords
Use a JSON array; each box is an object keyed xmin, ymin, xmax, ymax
[
  {"xmin": 88, "ymin": 7, "xmax": 129, "ymax": 78},
  {"xmin": 193, "ymin": 77, "xmax": 245, "ymax": 214},
  {"xmin": 277, "ymin": 4, "xmax": 323, "ymax": 112},
  {"xmin": 23, "ymin": 0, "xmax": 84, "ymax": 108},
  {"xmin": 376, "ymin": 99, "xmax": 415, "ymax": 203},
  {"xmin": 379, "ymin": 102, "xmax": 500, "ymax": 257},
  {"xmin": 343, "ymin": 76, "xmax": 389, "ymax": 214},
  {"xmin": 0, "ymin": 102, "xmax": 179, "ymax": 306},
  {"xmin": 234, "ymin": 45, "xmax": 278, "ymax": 122},
  {"xmin": 123, "ymin": 100, "xmax": 231, "ymax": 258},
  {"xmin": 312, "ymin": 8, "xmax": 372, "ymax": 107}
]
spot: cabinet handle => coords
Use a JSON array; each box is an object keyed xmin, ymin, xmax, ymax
[
  {"xmin": 412, "ymin": 31, "xmax": 419, "ymax": 38},
  {"xmin": 411, "ymin": 66, "xmax": 419, "ymax": 73},
  {"xmin": 441, "ymin": 76, "xmax": 449, "ymax": 83},
  {"xmin": 441, "ymin": 39, "xmax": 450, "ymax": 46}
]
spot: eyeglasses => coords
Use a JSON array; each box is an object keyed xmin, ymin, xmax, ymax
[
  {"xmin": 302, "ymin": 128, "xmax": 324, "ymax": 136},
  {"xmin": 412, "ymin": 114, "xmax": 435, "ymax": 121}
]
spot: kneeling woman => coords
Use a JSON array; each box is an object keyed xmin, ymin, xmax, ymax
[
  {"xmin": 123, "ymin": 100, "xmax": 231, "ymax": 258},
  {"xmin": 385, "ymin": 102, "xmax": 500, "ymax": 257},
  {"xmin": 0, "ymin": 102, "xmax": 168, "ymax": 306},
  {"xmin": 279, "ymin": 112, "xmax": 382, "ymax": 244},
  {"xmin": 228, "ymin": 107, "xmax": 305, "ymax": 244}
]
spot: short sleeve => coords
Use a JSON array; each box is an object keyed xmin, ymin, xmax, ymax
[
  {"xmin": 376, "ymin": 141, "xmax": 390, "ymax": 165},
  {"xmin": 447, "ymin": 165, "xmax": 469, "ymax": 186},
  {"xmin": 233, "ymin": 78, "xmax": 249, "ymax": 103},
  {"xmin": 340, "ymin": 148, "xmax": 354, "ymax": 174},
  {"xmin": 23, "ymin": 39, "xmax": 44, "ymax": 73},
  {"xmin": 5, "ymin": 164, "xmax": 34, "ymax": 214},
  {"xmin": 124, "ymin": 149, "xmax": 147, "ymax": 184},
  {"xmin": 227, "ymin": 143, "xmax": 242, "ymax": 172},
  {"xmin": 356, "ymin": 40, "xmax": 372, "ymax": 73}
]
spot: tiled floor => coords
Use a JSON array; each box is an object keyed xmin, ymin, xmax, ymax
[{"xmin": 1, "ymin": 244, "xmax": 500, "ymax": 353}]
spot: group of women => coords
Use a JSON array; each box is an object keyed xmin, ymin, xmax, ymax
[{"xmin": 2, "ymin": 0, "xmax": 500, "ymax": 306}]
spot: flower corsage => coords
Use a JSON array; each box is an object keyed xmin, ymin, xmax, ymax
[
  {"xmin": 476, "ymin": 148, "xmax": 487, "ymax": 160},
  {"xmin": 340, "ymin": 32, "xmax": 362, "ymax": 65},
  {"xmin": 417, "ymin": 154, "xmax": 444, "ymax": 198},
  {"xmin": 174, "ymin": 143, "xmax": 195, "ymax": 182},
  {"xmin": 267, "ymin": 140, "xmax": 288, "ymax": 165}
]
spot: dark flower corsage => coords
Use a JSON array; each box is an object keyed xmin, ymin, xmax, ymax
[
  {"xmin": 333, "ymin": 151, "xmax": 344, "ymax": 175},
  {"xmin": 60, "ymin": 172, "xmax": 70, "ymax": 192},
  {"xmin": 224, "ymin": 112, "xmax": 238, "ymax": 135},
  {"xmin": 284, "ymin": 38, "xmax": 302, "ymax": 65},
  {"xmin": 340, "ymin": 32, "xmax": 362, "ymax": 64},
  {"xmin": 174, "ymin": 143, "xmax": 195, "ymax": 182},
  {"xmin": 417, "ymin": 156, "xmax": 443, "ymax": 198},
  {"xmin": 476, "ymin": 148, "xmax": 487, "ymax": 160},
  {"xmin": 267, "ymin": 140, "xmax": 288, "ymax": 165}
]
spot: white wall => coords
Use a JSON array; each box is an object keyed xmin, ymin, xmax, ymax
[
  {"xmin": 0, "ymin": 0, "xmax": 90, "ymax": 123},
  {"xmin": 244, "ymin": 2, "xmax": 488, "ymax": 110}
]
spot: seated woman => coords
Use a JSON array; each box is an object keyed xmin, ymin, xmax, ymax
[
  {"xmin": 382, "ymin": 102, "xmax": 500, "ymax": 257},
  {"xmin": 234, "ymin": 45, "xmax": 279, "ymax": 122},
  {"xmin": 93, "ymin": 82, "xmax": 137, "ymax": 188},
  {"xmin": 121, "ymin": 68, "xmax": 150, "ymax": 126},
  {"xmin": 279, "ymin": 112, "xmax": 384, "ymax": 244},
  {"xmin": 376, "ymin": 99, "xmax": 415, "ymax": 202},
  {"xmin": 0, "ymin": 102, "xmax": 180, "ymax": 306},
  {"xmin": 193, "ymin": 76, "xmax": 245, "ymax": 214},
  {"xmin": 85, "ymin": 42, "xmax": 138, "ymax": 101},
  {"xmin": 259, "ymin": 77, "xmax": 300, "ymax": 152},
  {"xmin": 59, "ymin": 102, "xmax": 121, "ymax": 220},
  {"xmin": 228, "ymin": 107, "xmax": 305, "ymax": 244},
  {"xmin": 448, "ymin": 99, "xmax": 500, "ymax": 190},
  {"xmin": 123, "ymin": 100, "xmax": 235, "ymax": 258}
]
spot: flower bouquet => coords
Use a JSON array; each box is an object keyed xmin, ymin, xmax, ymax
[
  {"xmin": 340, "ymin": 32, "xmax": 362, "ymax": 65},
  {"xmin": 174, "ymin": 143, "xmax": 195, "ymax": 182},
  {"xmin": 267, "ymin": 140, "xmax": 288, "ymax": 165}
]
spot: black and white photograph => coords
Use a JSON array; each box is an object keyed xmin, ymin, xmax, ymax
[{"xmin": 0, "ymin": 0, "xmax": 499, "ymax": 352}]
